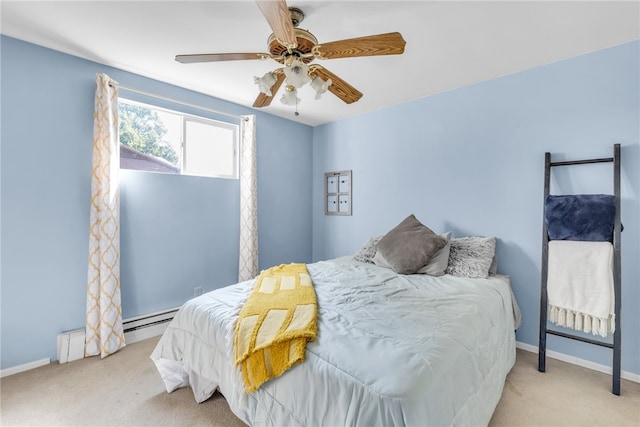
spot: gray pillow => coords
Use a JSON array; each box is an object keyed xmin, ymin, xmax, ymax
[
  {"xmin": 353, "ymin": 235, "xmax": 383, "ymax": 263},
  {"xmin": 374, "ymin": 235, "xmax": 451, "ymax": 276},
  {"xmin": 375, "ymin": 214, "xmax": 447, "ymax": 275},
  {"xmin": 416, "ymin": 233, "xmax": 451, "ymax": 276},
  {"xmin": 446, "ymin": 236, "xmax": 497, "ymax": 278},
  {"xmin": 371, "ymin": 250, "xmax": 390, "ymax": 268}
]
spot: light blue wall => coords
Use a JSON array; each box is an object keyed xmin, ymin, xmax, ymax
[
  {"xmin": 0, "ymin": 36, "xmax": 313, "ymax": 369},
  {"xmin": 2, "ymin": 34, "xmax": 638, "ymax": 378},
  {"xmin": 312, "ymin": 41, "xmax": 639, "ymax": 375}
]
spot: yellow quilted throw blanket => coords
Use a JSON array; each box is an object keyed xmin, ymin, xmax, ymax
[{"xmin": 234, "ymin": 263, "xmax": 317, "ymax": 393}]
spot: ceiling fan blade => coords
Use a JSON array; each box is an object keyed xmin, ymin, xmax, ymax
[
  {"xmin": 253, "ymin": 70, "xmax": 286, "ymax": 108},
  {"xmin": 175, "ymin": 53, "xmax": 270, "ymax": 63},
  {"xmin": 255, "ymin": 0, "xmax": 297, "ymax": 48},
  {"xmin": 310, "ymin": 66, "xmax": 363, "ymax": 104},
  {"xmin": 314, "ymin": 32, "xmax": 406, "ymax": 60}
]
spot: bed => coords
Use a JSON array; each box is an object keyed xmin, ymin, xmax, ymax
[{"xmin": 151, "ymin": 215, "xmax": 520, "ymax": 426}]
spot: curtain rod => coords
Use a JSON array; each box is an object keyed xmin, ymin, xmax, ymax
[{"xmin": 109, "ymin": 82, "xmax": 247, "ymax": 121}]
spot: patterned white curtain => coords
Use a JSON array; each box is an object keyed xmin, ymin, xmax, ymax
[
  {"xmin": 238, "ymin": 115, "xmax": 259, "ymax": 281},
  {"xmin": 85, "ymin": 73, "xmax": 125, "ymax": 358}
]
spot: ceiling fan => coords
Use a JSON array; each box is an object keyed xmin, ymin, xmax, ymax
[{"xmin": 175, "ymin": 0, "xmax": 406, "ymax": 111}]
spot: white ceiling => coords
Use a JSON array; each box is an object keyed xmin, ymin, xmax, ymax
[{"xmin": 2, "ymin": 1, "xmax": 639, "ymax": 126}]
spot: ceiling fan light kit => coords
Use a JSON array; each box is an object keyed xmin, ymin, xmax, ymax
[
  {"xmin": 310, "ymin": 76, "xmax": 332, "ymax": 100},
  {"xmin": 175, "ymin": 0, "xmax": 406, "ymax": 113},
  {"xmin": 254, "ymin": 72, "xmax": 277, "ymax": 96},
  {"xmin": 280, "ymin": 85, "xmax": 300, "ymax": 107},
  {"xmin": 282, "ymin": 58, "xmax": 311, "ymax": 88}
]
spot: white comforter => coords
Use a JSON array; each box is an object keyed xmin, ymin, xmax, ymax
[{"xmin": 151, "ymin": 257, "xmax": 517, "ymax": 426}]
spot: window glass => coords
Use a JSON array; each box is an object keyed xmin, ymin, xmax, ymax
[
  {"xmin": 118, "ymin": 98, "xmax": 238, "ymax": 179},
  {"xmin": 184, "ymin": 118, "xmax": 237, "ymax": 178}
]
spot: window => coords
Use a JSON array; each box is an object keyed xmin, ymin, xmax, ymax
[{"xmin": 118, "ymin": 98, "xmax": 239, "ymax": 179}]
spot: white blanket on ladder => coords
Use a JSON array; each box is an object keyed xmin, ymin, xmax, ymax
[{"xmin": 547, "ymin": 240, "xmax": 615, "ymax": 337}]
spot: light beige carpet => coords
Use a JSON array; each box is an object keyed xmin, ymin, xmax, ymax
[{"xmin": 1, "ymin": 337, "xmax": 638, "ymax": 426}]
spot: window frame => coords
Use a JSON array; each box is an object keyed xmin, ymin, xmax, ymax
[{"xmin": 118, "ymin": 97, "xmax": 240, "ymax": 180}]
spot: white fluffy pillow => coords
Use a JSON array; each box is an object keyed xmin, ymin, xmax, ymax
[
  {"xmin": 446, "ymin": 236, "xmax": 496, "ymax": 278},
  {"xmin": 352, "ymin": 235, "xmax": 383, "ymax": 263}
]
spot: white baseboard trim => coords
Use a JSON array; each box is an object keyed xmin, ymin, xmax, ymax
[
  {"xmin": 1, "ymin": 307, "xmax": 178, "ymax": 378},
  {"xmin": 0, "ymin": 358, "xmax": 51, "ymax": 378},
  {"xmin": 516, "ymin": 341, "xmax": 640, "ymax": 383},
  {"xmin": 3, "ymin": 340, "xmax": 637, "ymax": 384}
]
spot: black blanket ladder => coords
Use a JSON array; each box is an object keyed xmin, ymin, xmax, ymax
[{"xmin": 538, "ymin": 143, "xmax": 622, "ymax": 395}]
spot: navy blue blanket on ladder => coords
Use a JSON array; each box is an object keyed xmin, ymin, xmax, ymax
[{"xmin": 545, "ymin": 194, "xmax": 616, "ymax": 242}]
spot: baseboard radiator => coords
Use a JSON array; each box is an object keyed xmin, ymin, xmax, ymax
[
  {"xmin": 56, "ymin": 307, "xmax": 178, "ymax": 364},
  {"xmin": 123, "ymin": 307, "xmax": 179, "ymax": 344}
]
